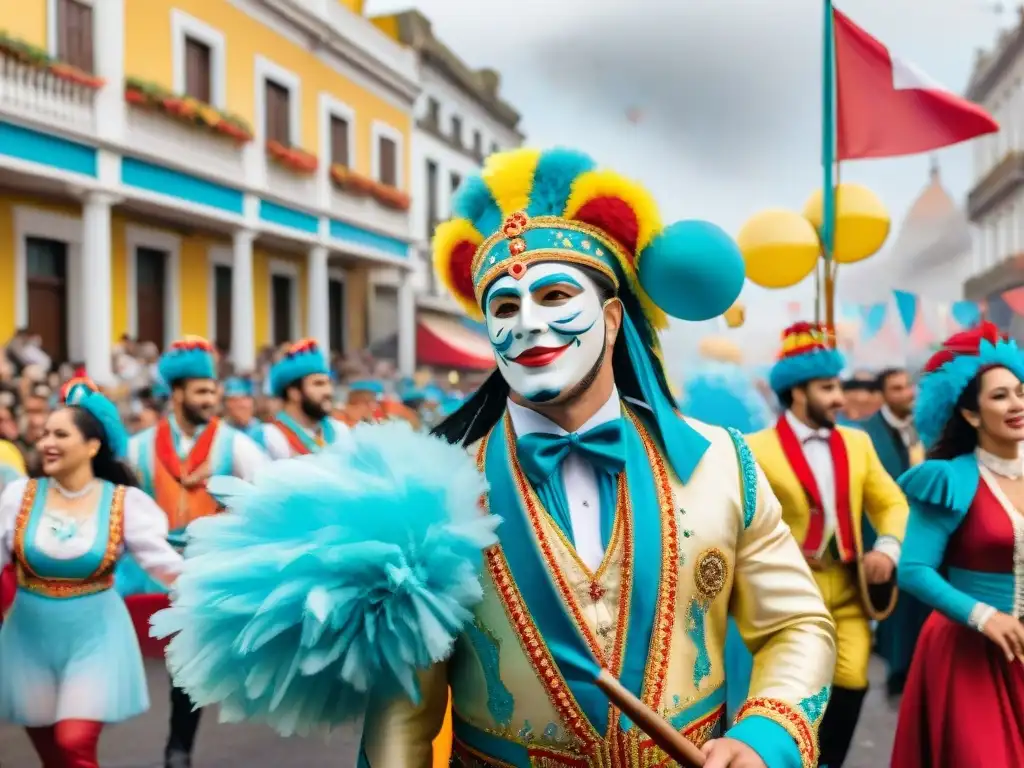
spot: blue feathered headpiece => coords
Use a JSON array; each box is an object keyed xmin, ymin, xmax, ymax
[
  {"xmin": 768, "ymin": 322, "xmax": 846, "ymax": 395},
  {"xmin": 63, "ymin": 378, "xmax": 129, "ymax": 459},
  {"xmin": 916, "ymin": 322, "xmax": 1024, "ymax": 448},
  {"xmin": 158, "ymin": 337, "xmax": 217, "ymax": 385},
  {"xmin": 151, "ymin": 421, "xmax": 499, "ymax": 736},
  {"xmin": 681, "ymin": 361, "xmax": 773, "ymax": 434},
  {"xmin": 223, "ymin": 377, "xmax": 254, "ymax": 398},
  {"xmin": 269, "ymin": 339, "xmax": 329, "ymax": 397}
]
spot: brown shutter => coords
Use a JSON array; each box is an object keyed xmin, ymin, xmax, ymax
[
  {"xmin": 330, "ymin": 115, "xmax": 350, "ymax": 167},
  {"xmin": 264, "ymin": 80, "xmax": 291, "ymax": 145},
  {"xmin": 57, "ymin": 0, "xmax": 94, "ymax": 73},
  {"xmin": 184, "ymin": 37, "xmax": 212, "ymax": 103},
  {"xmin": 378, "ymin": 136, "xmax": 397, "ymax": 187}
]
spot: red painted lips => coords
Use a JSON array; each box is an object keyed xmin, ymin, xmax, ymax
[{"xmin": 509, "ymin": 344, "xmax": 570, "ymax": 368}]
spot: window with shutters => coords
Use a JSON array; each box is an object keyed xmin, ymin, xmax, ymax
[
  {"xmin": 56, "ymin": 0, "xmax": 94, "ymax": 73},
  {"xmin": 330, "ymin": 115, "xmax": 351, "ymax": 168},
  {"xmin": 450, "ymin": 171, "xmax": 462, "ymax": 195},
  {"xmin": 426, "ymin": 97, "xmax": 440, "ymax": 128},
  {"xmin": 451, "ymin": 116, "xmax": 463, "ymax": 147},
  {"xmin": 378, "ymin": 136, "xmax": 397, "ymax": 187},
  {"xmin": 184, "ymin": 36, "xmax": 212, "ymax": 103},
  {"xmin": 264, "ymin": 79, "xmax": 292, "ymax": 145},
  {"xmin": 473, "ymin": 130, "xmax": 483, "ymax": 158},
  {"xmin": 426, "ymin": 160, "xmax": 439, "ymax": 240},
  {"xmin": 491, "ymin": 141, "xmax": 500, "ymax": 155}
]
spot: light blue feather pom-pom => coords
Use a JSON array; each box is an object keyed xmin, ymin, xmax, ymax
[
  {"xmin": 150, "ymin": 421, "xmax": 499, "ymax": 736},
  {"xmin": 637, "ymin": 220, "xmax": 745, "ymax": 322}
]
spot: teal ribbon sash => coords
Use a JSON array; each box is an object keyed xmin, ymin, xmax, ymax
[
  {"xmin": 274, "ymin": 411, "xmax": 334, "ymax": 453},
  {"xmin": 484, "ymin": 410, "xmax": 665, "ymax": 736}
]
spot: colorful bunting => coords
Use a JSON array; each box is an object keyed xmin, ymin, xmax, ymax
[
  {"xmin": 859, "ymin": 303, "xmax": 888, "ymax": 341},
  {"xmin": 951, "ymin": 300, "xmax": 982, "ymax": 329},
  {"xmin": 892, "ymin": 290, "xmax": 919, "ymax": 333},
  {"xmin": 1002, "ymin": 286, "xmax": 1024, "ymax": 316}
]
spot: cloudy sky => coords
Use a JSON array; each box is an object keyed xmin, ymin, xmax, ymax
[{"xmin": 368, "ymin": 0, "xmax": 1011, "ymax": 364}]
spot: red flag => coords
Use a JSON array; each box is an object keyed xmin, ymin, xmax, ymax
[{"xmin": 834, "ymin": 8, "xmax": 998, "ymax": 160}]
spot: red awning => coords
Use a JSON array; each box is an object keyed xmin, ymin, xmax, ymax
[{"xmin": 417, "ymin": 312, "xmax": 494, "ymax": 371}]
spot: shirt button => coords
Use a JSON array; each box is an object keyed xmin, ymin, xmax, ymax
[{"xmin": 582, "ymin": 500, "xmax": 590, "ymax": 508}]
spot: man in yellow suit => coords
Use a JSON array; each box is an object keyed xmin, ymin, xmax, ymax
[{"xmin": 747, "ymin": 323, "xmax": 907, "ymax": 768}]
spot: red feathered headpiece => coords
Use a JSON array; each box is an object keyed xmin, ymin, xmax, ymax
[{"xmin": 924, "ymin": 322, "xmax": 1004, "ymax": 373}]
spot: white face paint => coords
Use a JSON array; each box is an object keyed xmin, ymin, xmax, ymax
[{"xmin": 484, "ymin": 262, "xmax": 606, "ymax": 403}]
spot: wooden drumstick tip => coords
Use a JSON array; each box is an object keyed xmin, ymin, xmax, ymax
[{"xmin": 594, "ymin": 668, "xmax": 706, "ymax": 767}]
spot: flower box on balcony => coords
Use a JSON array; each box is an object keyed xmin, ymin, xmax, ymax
[
  {"xmin": 124, "ymin": 77, "xmax": 253, "ymax": 144},
  {"xmin": 329, "ymin": 165, "xmax": 410, "ymax": 212},
  {"xmin": 267, "ymin": 140, "xmax": 318, "ymax": 175},
  {"xmin": 330, "ymin": 164, "xmax": 376, "ymax": 196},
  {"xmin": 373, "ymin": 183, "xmax": 411, "ymax": 212},
  {"xmin": 0, "ymin": 31, "xmax": 103, "ymax": 88}
]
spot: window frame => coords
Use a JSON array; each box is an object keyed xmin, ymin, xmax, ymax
[
  {"xmin": 48, "ymin": 0, "xmax": 95, "ymax": 74},
  {"xmin": 255, "ymin": 55, "xmax": 302, "ymax": 149},
  {"xmin": 171, "ymin": 10, "xmax": 226, "ymax": 108},
  {"xmin": 371, "ymin": 120, "xmax": 404, "ymax": 189},
  {"xmin": 319, "ymin": 94, "xmax": 356, "ymax": 171}
]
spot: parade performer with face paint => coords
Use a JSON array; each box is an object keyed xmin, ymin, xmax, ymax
[
  {"xmin": 152, "ymin": 148, "xmax": 835, "ymax": 768},
  {"xmin": 263, "ymin": 339, "xmax": 349, "ymax": 459}
]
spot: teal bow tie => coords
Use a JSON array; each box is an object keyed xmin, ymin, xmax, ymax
[{"xmin": 516, "ymin": 419, "xmax": 626, "ymax": 486}]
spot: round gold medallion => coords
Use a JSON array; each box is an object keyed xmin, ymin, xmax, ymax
[{"xmin": 694, "ymin": 548, "xmax": 727, "ymax": 602}]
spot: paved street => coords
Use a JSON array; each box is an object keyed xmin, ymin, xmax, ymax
[{"xmin": 1, "ymin": 658, "xmax": 897, "ymax": 767}]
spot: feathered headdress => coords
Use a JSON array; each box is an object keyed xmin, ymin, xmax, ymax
[
  {"xmin": 768, "ymin": 322, "xmax": 846, "ymax": 395},
  {"xmin": 158, "ymin": 336, "xmax": 217, "ymax": 385},
  {"xmin": 433, "ymin": 147, "xmax": 744, "ymax": 333},
  {"xmin": 434, "ymin": 147, "xmax": 747, "ymax": 482},
  {"xmin": 268, "ymin": 339, "xmax": 329, "ymax": 397},
  {"xmin": 63, "ymin": 378, "xmax": 129, "ymax": 459},
  {"xmin": 916, "ymin": 322, "xmax": 1024, "ymax": 447}
]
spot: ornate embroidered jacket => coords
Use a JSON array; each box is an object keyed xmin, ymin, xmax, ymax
[{"xmin": 359, "ymin": 411, "xmax": 836, "ymax": 768}]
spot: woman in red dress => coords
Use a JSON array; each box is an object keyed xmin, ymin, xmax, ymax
[{"xmin": 892, "ymin": 322, "xmax": 1024, "ymax": 767}]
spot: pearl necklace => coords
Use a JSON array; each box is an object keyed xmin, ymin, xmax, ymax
[
  {"xmin": 977, "ymin": 448, "xmax": 1024, "ymax": 480},
  {"xmin": 51, "ymin": 479, "xmax": 96, "ymax": 499}
]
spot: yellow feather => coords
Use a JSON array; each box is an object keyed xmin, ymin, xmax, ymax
[
  {"xmin": 432, "ymin": 218, "xmax": 485, "ymax": 320},
  {"xmin": 563, "ymin": 169, "xmax": 663, "ymax": 254},
  {"xmin": 481, "ymin": 148, "xmax": 542, "ymax": 216}
]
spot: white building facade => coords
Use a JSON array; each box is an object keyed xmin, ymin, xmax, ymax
[
  {"xmin": 964, "ymin": 10, "xmax": 1024, "ymax": 337},
  {"xmin": 366, "ymin": 10, "xmax": 523, "ymax": 372}
]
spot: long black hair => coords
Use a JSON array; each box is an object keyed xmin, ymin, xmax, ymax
[
  {"xmin": 58, "ymin": 406, "xmax": 140, "ymax": 487},
  {"xmin": 431, "ymin": 267, "xmax": 670, "ymax": 447},
  {"xmin": 928, "ymin": 373, "xmax": 983, "ymax": 461}
]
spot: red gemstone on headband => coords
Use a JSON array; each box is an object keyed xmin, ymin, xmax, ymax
[
  {"xmin": 509, "ymin": 238, "xmax": 527, "ymax": 256},
  {"xmin": 508, "ymin": 260, "xmax": 527, "ymax": 279}
]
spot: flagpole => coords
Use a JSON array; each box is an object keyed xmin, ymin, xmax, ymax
[{"xmin": 821, "ymin": 0, "xmax": 837, "ymax": 339}]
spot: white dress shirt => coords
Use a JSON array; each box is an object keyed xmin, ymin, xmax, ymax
[
  {"xmin": 880, "ymin": 405, "xmax": 914, "ymax": 448},
  {"xmin": 785, "ymin": 411, "xmax": 900, "ymax": 564},
  {"xmin": 507, "ymin": 389, "xmax": 621, "ymax": 572}
]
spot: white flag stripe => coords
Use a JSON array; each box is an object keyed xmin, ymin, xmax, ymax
[{"xmin": 890, "ymin": 54, "xmax": 947, "ymax": 92}]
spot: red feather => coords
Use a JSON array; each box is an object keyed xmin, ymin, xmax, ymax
[
  {"xmin": 449, "ymin": 241, "xmax": 477, "ymax": 303},
  {"xmin": 924, "ymin": 321, "xmax": 1005, "ymax": 372},
  {"xmin": 573, "ymin": 197, "xmax": 639, "ymax": 260}
]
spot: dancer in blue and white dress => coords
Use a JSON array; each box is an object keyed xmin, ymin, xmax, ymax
[{"xmin": 0, "ymin": 380, "xmax": 182, "ymax": 768}]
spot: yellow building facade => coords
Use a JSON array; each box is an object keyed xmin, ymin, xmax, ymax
[{"xmin": 0, "ymin": 0, "xmax": 420, "ymax": 380}]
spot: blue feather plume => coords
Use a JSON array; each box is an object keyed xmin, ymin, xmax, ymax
[{"xmin": 151, "ymin": 421, "xmax": 499, "ymax": 736}]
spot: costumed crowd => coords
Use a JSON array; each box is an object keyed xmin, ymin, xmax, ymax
[{"xmin": 1, "ymin": 148, "xmax": 1021, "ymax": 768}]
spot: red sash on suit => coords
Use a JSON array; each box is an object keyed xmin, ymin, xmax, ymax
[{"xmin": 775, "ymin": 415, "xmax": 856, "ymax": 562}]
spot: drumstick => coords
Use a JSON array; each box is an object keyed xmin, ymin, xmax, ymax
[{"xmin": 595, "ymin": 669, "xmax": 706, "ymax": 767}]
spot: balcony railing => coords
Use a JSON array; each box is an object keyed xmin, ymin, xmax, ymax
[
  {"xmin": 124, "ymin": 104, "xmax": 246, "ymax": 186},
  {"xmin": 329, "ymin": 183, "xmax": 411, "ymax": 242},
  {"xmin": 967, "ymin": 150, "xmax": 1024, "ymax": 222},
  {"xmin": 0, "ymin": 52, "xmax": 97, "ymax": 137}
]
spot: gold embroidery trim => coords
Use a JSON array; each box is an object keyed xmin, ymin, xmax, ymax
[
  {"xmin": 477, "ymin": 434, "xmax": 602, "ymax": 747},
  {"xmin": 14, "ymin": 482, "xmax": 127, "ymax": 599},
  {"xmin": 734, "ymin": 697, "xmax": 818, "ymax": 768}
]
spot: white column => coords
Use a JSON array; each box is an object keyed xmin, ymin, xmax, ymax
[
  {"xmin": 231, "ymin": 230, "xmax": 256, "ymax": 372},
  {"xmin": 82, "ymin": 193, "xmax": 114, "ymax": 384},
  {"xmin": 397, "ymin": 267, "xmax": 417, "ymax": 376},
  {"xmin": 307, "ymin": 245, "xmax": 330, "ymax": 352},
  {"xmin": 92, "ymin": 0, "xmax": 125, "ymax": 142}
]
